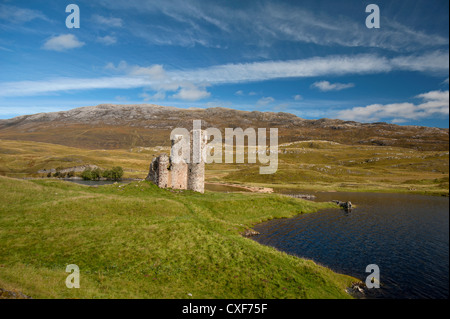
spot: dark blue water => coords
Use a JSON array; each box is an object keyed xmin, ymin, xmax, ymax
[{"xmin": 252, "ymin": 192, "xmax": 449, "ymax": 299}]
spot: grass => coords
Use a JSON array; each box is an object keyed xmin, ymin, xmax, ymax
[
  {"xmin": 0, "ymin": 139, "xmax": 159, "ymax": 179},
  {"xmin": 211, "ymin": 141, "xmax": 449, "ymax": 196},
  {"xmin": 0, "ymin": 139, "xmax": 448, "ymax": 196},
  {"xmin": 0, "ymin": 176, "xmax": 355, "ymax": 299}
]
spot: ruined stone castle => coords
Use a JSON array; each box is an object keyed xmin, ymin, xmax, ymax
[{"xmin": 146, "ymin": 127, "xmax": 206, "ymax": 193}]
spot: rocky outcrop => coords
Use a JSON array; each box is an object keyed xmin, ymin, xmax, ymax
[
  {"xmin": 243, "ymin": 229, "xmax": 260, "ymax": 237},
  {"xmin": 332, "ymin": 200, "xmax": 353, "ymax": 210},
  {"xmin": 346, "ymin": 282, "xmax": 367, "ymax": 298}
]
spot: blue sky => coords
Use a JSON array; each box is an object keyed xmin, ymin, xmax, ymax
[{"xmin": 0, "ymin": 0, "xmax": 448, "ymax": 127}]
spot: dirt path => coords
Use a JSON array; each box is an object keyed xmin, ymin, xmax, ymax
[{"xmin": 206, "ymin": 182, "xmax": 273, "ymax": 193}]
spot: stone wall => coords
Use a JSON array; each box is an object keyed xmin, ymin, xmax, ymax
[{"xmin": 146, "ymin": 154, "xmax": 170, "ymax": 188}]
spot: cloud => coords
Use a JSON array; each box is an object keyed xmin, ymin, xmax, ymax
[
  {"xmin": 294, "ymin": 95, "xmax": 303, "ymax": 101},
  {"xmin": 235, "ymin": 90, "xmax": 258, "ymax": 96},
  {"xmin": 95, "ymin": 0, "xmax": 448, "ymax": 52},
  {"xmin": 257, "ymin": 96, "xmax": 275, "ymax": 106},
  {"xmin": 390, "ymin": 51, "xmax": 450, "ymax": 73},
  {"xmin": 106, "ymin": 61, "xmax": 167, "ymax": 80},
  {"xmin": 337, "ymin": 90, "xmax": 449, "ymax": 122},
  {"xmin": 97, "ymin": 35, "xmax": 117, "ymax": 45},
  {"xmin": 105, "ymin": 61, "xmax": 210, "ymax": 101},
  {"xmin": 272, "ymin": 103, "xmax": 289, "ymax": 111},
  {"xmin": 0, "ymin": 77, "xmax": 150, "ymax": 97},
  {"xmin": 92, "ymin": 14, "xmax": 123, "ymax": 28},
  {"xmin": 140, "ymin": 91, "xmax": 166, "ymax": 101},
  {"xmin": 115, "ymin": 95, "xmax": 128, "ymax": 101},
  {"xmin": 311, "ymin": 81, "xmax": 355, "ymax": 92},
  {"xmin": 171, "ymin": 83, "xmax": 210, "ymax": 101},
  {"xmin": 0, "ymin": 52, "xmax": 448, "ymax": 97},
  {"xmin": 0, "ymin": 4, "xmax": 49, "ymax": 24},
  {"xmin": 43, "ymin": 34, "xmax": 85, "ymax": 51},
  {"xmin": 174, "ymin": 52, "xmax": 449, "ymax": 84}
]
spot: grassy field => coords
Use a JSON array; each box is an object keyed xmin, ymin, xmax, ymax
[
  {"xmin": 0, "ymin": 138, "xmax": 447, "ymax": 298},
  {"xmin": 0, "ymin": 139, "xmax": 157, "ymax": 179},
  {"xmin": 0, "ymin": 176, "xmax": 355, "ymax": 299},
  {"xmin": 209, "ymin": 141, "xmax": 449, "ymax": 196},
  {"xmin": 0, "ymin": 139, "xmax": 448, "ymax": 196}
]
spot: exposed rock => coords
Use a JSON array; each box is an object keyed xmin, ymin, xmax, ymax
[
  {"xmin": 243, "ymin": 229, "xmax": 260, "ymax": 237},
  {"xmin": 332, "ymin": 200, "xmax": 353, "ymax": 210},
  {"xmin": 0, "ymin": 287, "xmax": 32, "ymax": 299},
  {"xmin": 346, "ymin": 282, "xmax": 367, "ymax": 298}
]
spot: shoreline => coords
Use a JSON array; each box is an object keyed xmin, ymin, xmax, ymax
[{"xmin": 219, "ymin": 181, "xmax": 449, "ymax": 197}]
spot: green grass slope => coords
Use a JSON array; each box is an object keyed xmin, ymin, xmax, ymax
[{"xmin": 0, "ymin": 176, "xmax": 355, "ymax": 299}]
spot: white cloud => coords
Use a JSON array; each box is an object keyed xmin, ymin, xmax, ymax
[
  {"xmin": 311, "ymin": 81, "xmax": 355, "ymax": 92},
  {"xmin": 390, "ymin": 51, "xmax": 449, "ymax": 73},
  {"xmin": 0, "ymin": 77, "xmax": 149, "ymax": 97},
  {"xmin": 337, "ymin": 90, "xmax": 449, "ymax": 122},
  {"xmin": 115, "ymin": 95, "xmax": 128, "ymax": 101},
  {"xmin": 97, "ymin": 35, "xmax": 117, "ymax": 45},
  {"xmin": 0, "ymin": 52, "xmax": 448, "ymax": 98},
  {"xmin": 174, "ymin": 52, "xmax": 448, "ymax": 84},
  {"xmin": 257, "ymin": 96, "xmax": 275, "ymax": 106},
  {"xmin": 171, "ymin": 84, "xmax": 210, "ymax": 101},
  {"xmin": 43, "ymin": 34, "xmax": 85, "ymax": 51},
  {"xmin": 105, "ymin": 61, "xmax": 209, "ymax": 101},
  {"xmin": 0, "ymin": 4, "xmax": 49, "ymax": 24},
  {"xmin": 92, "ymin": 14, "xmax": 123, "ymax": 28},
  {"xmin": 97, "ymin": 0, "xmax": 448, "ymax": 52},
  {"xmin": 140, "ymin": 91, "xmax": 166, "ymax": 101},
  {"xmin": 235, "ymin": 90, "xmax": 258, "ymax": 96},
  {"xmin": 294, "ymin": 95, "xmax": 303, "ymax": 101}
]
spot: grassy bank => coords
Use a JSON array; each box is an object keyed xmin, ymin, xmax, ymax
[{"xmin": 0, "ymin": 176, "xmax": 355, "ymax": 299}]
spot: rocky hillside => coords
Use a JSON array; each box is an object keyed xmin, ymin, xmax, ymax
[{"xmin": 0, "ymin": 104, "xmax": 448, "ymax": 150}]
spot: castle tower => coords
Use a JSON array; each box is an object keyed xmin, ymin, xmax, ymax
[
  {"xmin": 187, "ymin": 128, "xmax": 207, "ymax": 193},
  {"xmin": 170, "ymin": 135, "xmax": 188, "ymax": 190}
]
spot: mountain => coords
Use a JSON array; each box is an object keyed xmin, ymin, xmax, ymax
[{"xmin": 0, "ymin": 104, "xmax": 448, "ymax": 151}]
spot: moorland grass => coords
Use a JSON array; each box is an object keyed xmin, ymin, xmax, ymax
[
  {"xmin": 0, "ymin": 176, "xmax": 355, "ymax": 299},
  {"xmin": 1, "ymin": 139, "xmax": 448, "ymax": 196}
]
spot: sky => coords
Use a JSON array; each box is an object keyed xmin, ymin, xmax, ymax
[{"xmin": 0, "ymin": 0, "xmax": 449, "ymax": 127}]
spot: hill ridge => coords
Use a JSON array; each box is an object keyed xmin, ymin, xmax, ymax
[{"xmin": 0, "ymin": 104, "xmax": 448, "ymax": 151}]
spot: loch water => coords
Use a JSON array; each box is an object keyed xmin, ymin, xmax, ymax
[{"xmin": 252, "ymin": 192, "xmax": 449, "ymax": 299}]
